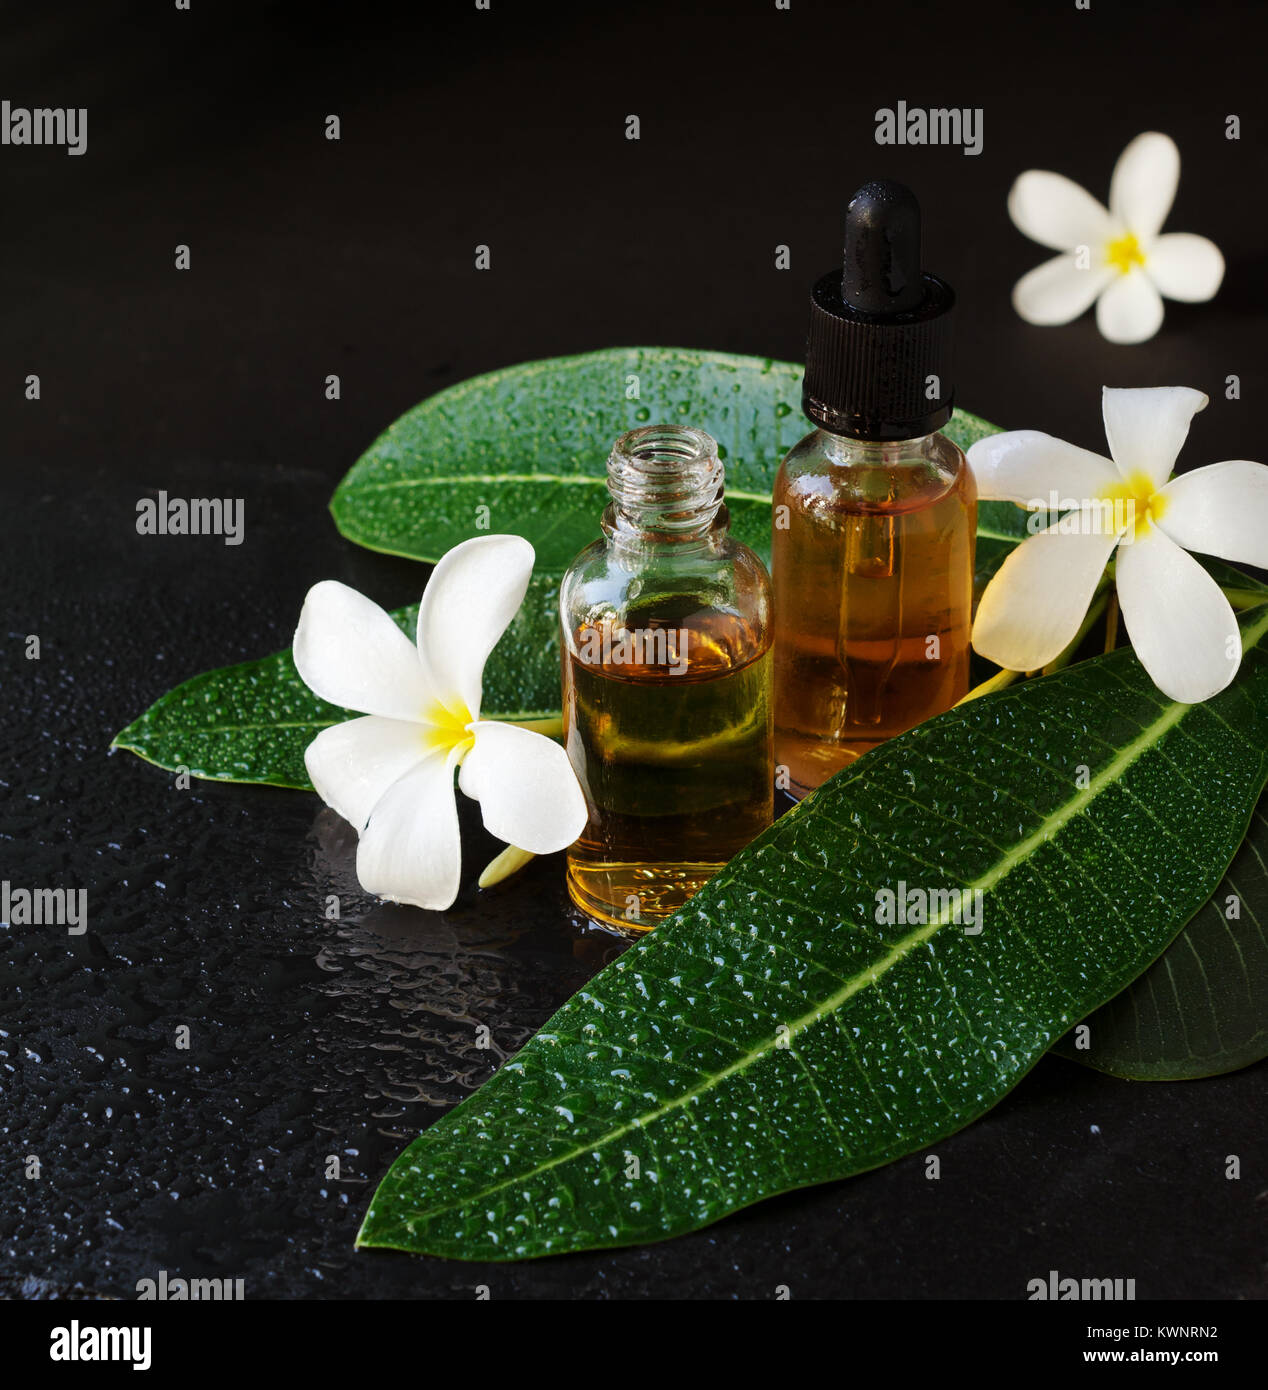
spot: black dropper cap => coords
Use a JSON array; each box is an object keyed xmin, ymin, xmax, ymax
[{"xmin": 802, "ymin": 180, "xmax": 955, "ymax": 440}]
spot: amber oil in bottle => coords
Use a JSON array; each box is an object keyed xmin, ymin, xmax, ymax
[
  {"xmin": 559, "ymin": 425, "xmax": 773, "ymax": 933},
  {"xmin": 773, "ymin": 180, "xmax": 976, "ymax": 797},
  {"xmin": 773, "ymin": 431, "xmax": 974, "ymax": 793}
]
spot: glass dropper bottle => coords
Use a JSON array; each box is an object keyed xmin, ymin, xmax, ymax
[{"xmin": 771, "ymin": 180, "xmax": 977, "ymax": 796}]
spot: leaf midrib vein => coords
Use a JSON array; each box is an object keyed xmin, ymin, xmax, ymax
[
  {"xmin": 395, "ymin": 682, "xmax": 1200, "ymax": 1231},
  {"xmin": 340, "ymin": 472, "xmax": 775, "ymax": 507},
  {"xmin": 135, "ymin": 719, "xmax": 338, "ymax": 734}
]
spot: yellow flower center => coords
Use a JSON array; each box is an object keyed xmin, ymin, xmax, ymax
[
  {"xmin": 421, "ymin": 696, "xmax": 475, "ymax": 760},
  {"xmin": 1105, "ymin": 232, "xmax": 1146, "ymax": 275},
  {"xmin": 1101, "ymin": 469, "xmax": 1168, "ymax": 540}
]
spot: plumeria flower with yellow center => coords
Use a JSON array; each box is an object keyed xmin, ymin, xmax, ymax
[
  {"xmin": 969, "ymin": 386, "xmax": 1268, "ymax": 704},
  {"xmin": 1009, "ymin": 132, "xmax": 1224, "ymax": 344},
  {"xmin": 292, "ymin": 534, "xmax": 586, "ymax": 910}
]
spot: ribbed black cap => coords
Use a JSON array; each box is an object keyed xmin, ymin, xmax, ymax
[{"xmin": 802, "ymin": 180, "xmax": 955, "ymax": 440}]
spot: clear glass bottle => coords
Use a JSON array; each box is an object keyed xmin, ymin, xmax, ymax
[
  {"xmin": 773, "ymin": 179, "xmax": 976, "ymax": 797},
  {"xmin": 559, "ymin": 424, "xmax": 773, "ymax": 934}
]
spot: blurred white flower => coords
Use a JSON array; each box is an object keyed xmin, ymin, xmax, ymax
[
  {"xmin": 293, "ymin": 534, "xmax": 585, "ymax": 910},
  {"xmin": 970, "ymin": 386, "xmax": 1268, "ymax": 703},
  {"xmin": 1009, "ymin": 132, "xmax": 1224, "ymax": 344}
]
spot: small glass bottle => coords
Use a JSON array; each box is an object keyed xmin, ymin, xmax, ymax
[
  {"xmin": 559, "ymin": 424, "xmax": 774, "ymax": 934},
  {"xmin": 773, "ymin": 181, "xmax": 977, "ymax": 796}
]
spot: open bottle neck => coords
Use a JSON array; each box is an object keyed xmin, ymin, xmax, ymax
[{"xmin": 605, "ymin": 424, "xmax": 725, "ymax": 548}]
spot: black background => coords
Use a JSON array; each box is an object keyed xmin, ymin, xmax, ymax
[{"xmin": 3, "ymin": 0, "xmax": 1266, "ymax": 1301}]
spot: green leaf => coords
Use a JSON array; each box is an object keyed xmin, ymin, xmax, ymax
[
  {"xmin": 1051, "ymin": 793, "xmax": 1268, "ymax": 1080},
  {"xmin": 110, "ymin": 575, "xmax": 562, "ymax": 788},
  {"xmin": 331, "ymin": 346, "xmax": 1011, "ymax": 574},
  {"xmin": 115, "ymin": 348, "xmax": 1007, "ymax": 786},
  {"xmin": 1046, "ymin": 562, "xmax": 1268, "ymax": 1080},
  {"xmin": 357, "ymin": 606, "xmax": 1268, "ymax": 1262}
]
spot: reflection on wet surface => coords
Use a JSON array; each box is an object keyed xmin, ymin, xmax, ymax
[
  {"xmin": 306, "ymin": 805, "xmax": 623, "ymax": 1123},
  {"xmin": 3, "ymin": 701, "xmax": 628, "ymax": 1297}
]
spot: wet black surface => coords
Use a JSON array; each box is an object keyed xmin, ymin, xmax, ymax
[{"xmin": 2, "ymin": 1, "xmax": 1267, "ymax": 1300}]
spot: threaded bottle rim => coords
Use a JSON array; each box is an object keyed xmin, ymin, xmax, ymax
[{"xmin": 606, "ymin": 424, "xmax": 724, "ymax": 535}]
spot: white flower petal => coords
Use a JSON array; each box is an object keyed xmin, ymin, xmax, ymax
[
  {"xmin": 1156, "ymin": 460, "xmax": 1268, "ymax": 569},
  {"xmin": 1012, "ymin": 254, "xmax": 1115, "ymax": 326},
  {"xmin": 1101, "ymin": 386, "xmax": 1209, "ymax": 490},
  {"xmin": 293, "ymin": 580, "xmax": 431, "ymax": 720},
  {"xmin": 355, "ymin": 752, "xmax": 462, "ymax": 910},
  {"xmin": 1008, "ymin": 171, "xmax": 1116, "ymax": 252},
  {"xmin": 968, "ymin": 430, "xmax": 1119, "ymax": 508},
  {"xmin": 1146, "ymin": 233, "xmax": 1225, "ymax": 302},
  {"xmin": 458, "ymin": 721, "xmax": 587, "ymax": 855},
  {"xmin": 973, "ymin": 509, "xmax": 1122, "ymax": 671},
  {"xmin": 416, "ymin": 534, "xmax": 535, "ymax": 720},
  {"xmin": 1115, "ymin": 523, "xmax": 1241, "ymax": 703},
  {"xmin": 304, "ymin": 715, "xmax": 427, "ymax": 833},
  {"xmin": 1109, "ymin": 132, "xmax": 1179, "ymax": 243},
  {"xmin": 1094, "ymin": 268, "xmax": 1165, "ymax": 344}
]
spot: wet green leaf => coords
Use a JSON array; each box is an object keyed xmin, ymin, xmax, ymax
[
  {"xmin": 357, "ymin": 606, "xmax": 1268, "ymax": 1261},
  {"xmin": 110, "ymin": 575, "xmax": 561, "ymax": 788},
  {"xmin": 114, "ymin": 347, "xmax": 1007, "ymax": 786},
  {"xmin": 1047, "ymin": 565, "xmax": 1268, "ymax": 1080},
  {"xmin": 1053, "ymin": 794, "xmax": 1268, "ymax": 1080},
  {"xmin": 330, "ymin": 345, "xmax": 1012, "ymax": 573}
]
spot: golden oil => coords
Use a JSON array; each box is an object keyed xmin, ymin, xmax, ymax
[
  {"xmin": 559, "ymin": 425, "xmax": 773, "ymax": 933},
  {"xmin": 774, "ymin": 178, "xmax": 976, "ymax": 795},
  {"xmin": 563, "ymin": 613, "xmax": 771, "ymax": 931},
  {"xmin": 772, "ymin": 434, "xmax": 975, "ymax": 794}
]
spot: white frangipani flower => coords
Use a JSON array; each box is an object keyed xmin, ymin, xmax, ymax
[
  {"xmin": 969, "ymin": 387, "xmax": 1268, "ymax": 704},
  {"xmin": 292, "ymin": 534, "xmax": 586, "ymax": 910},
  {"xmin": 1009, "ymin": 132, "xmax": 1224, "ymax": 344}
]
